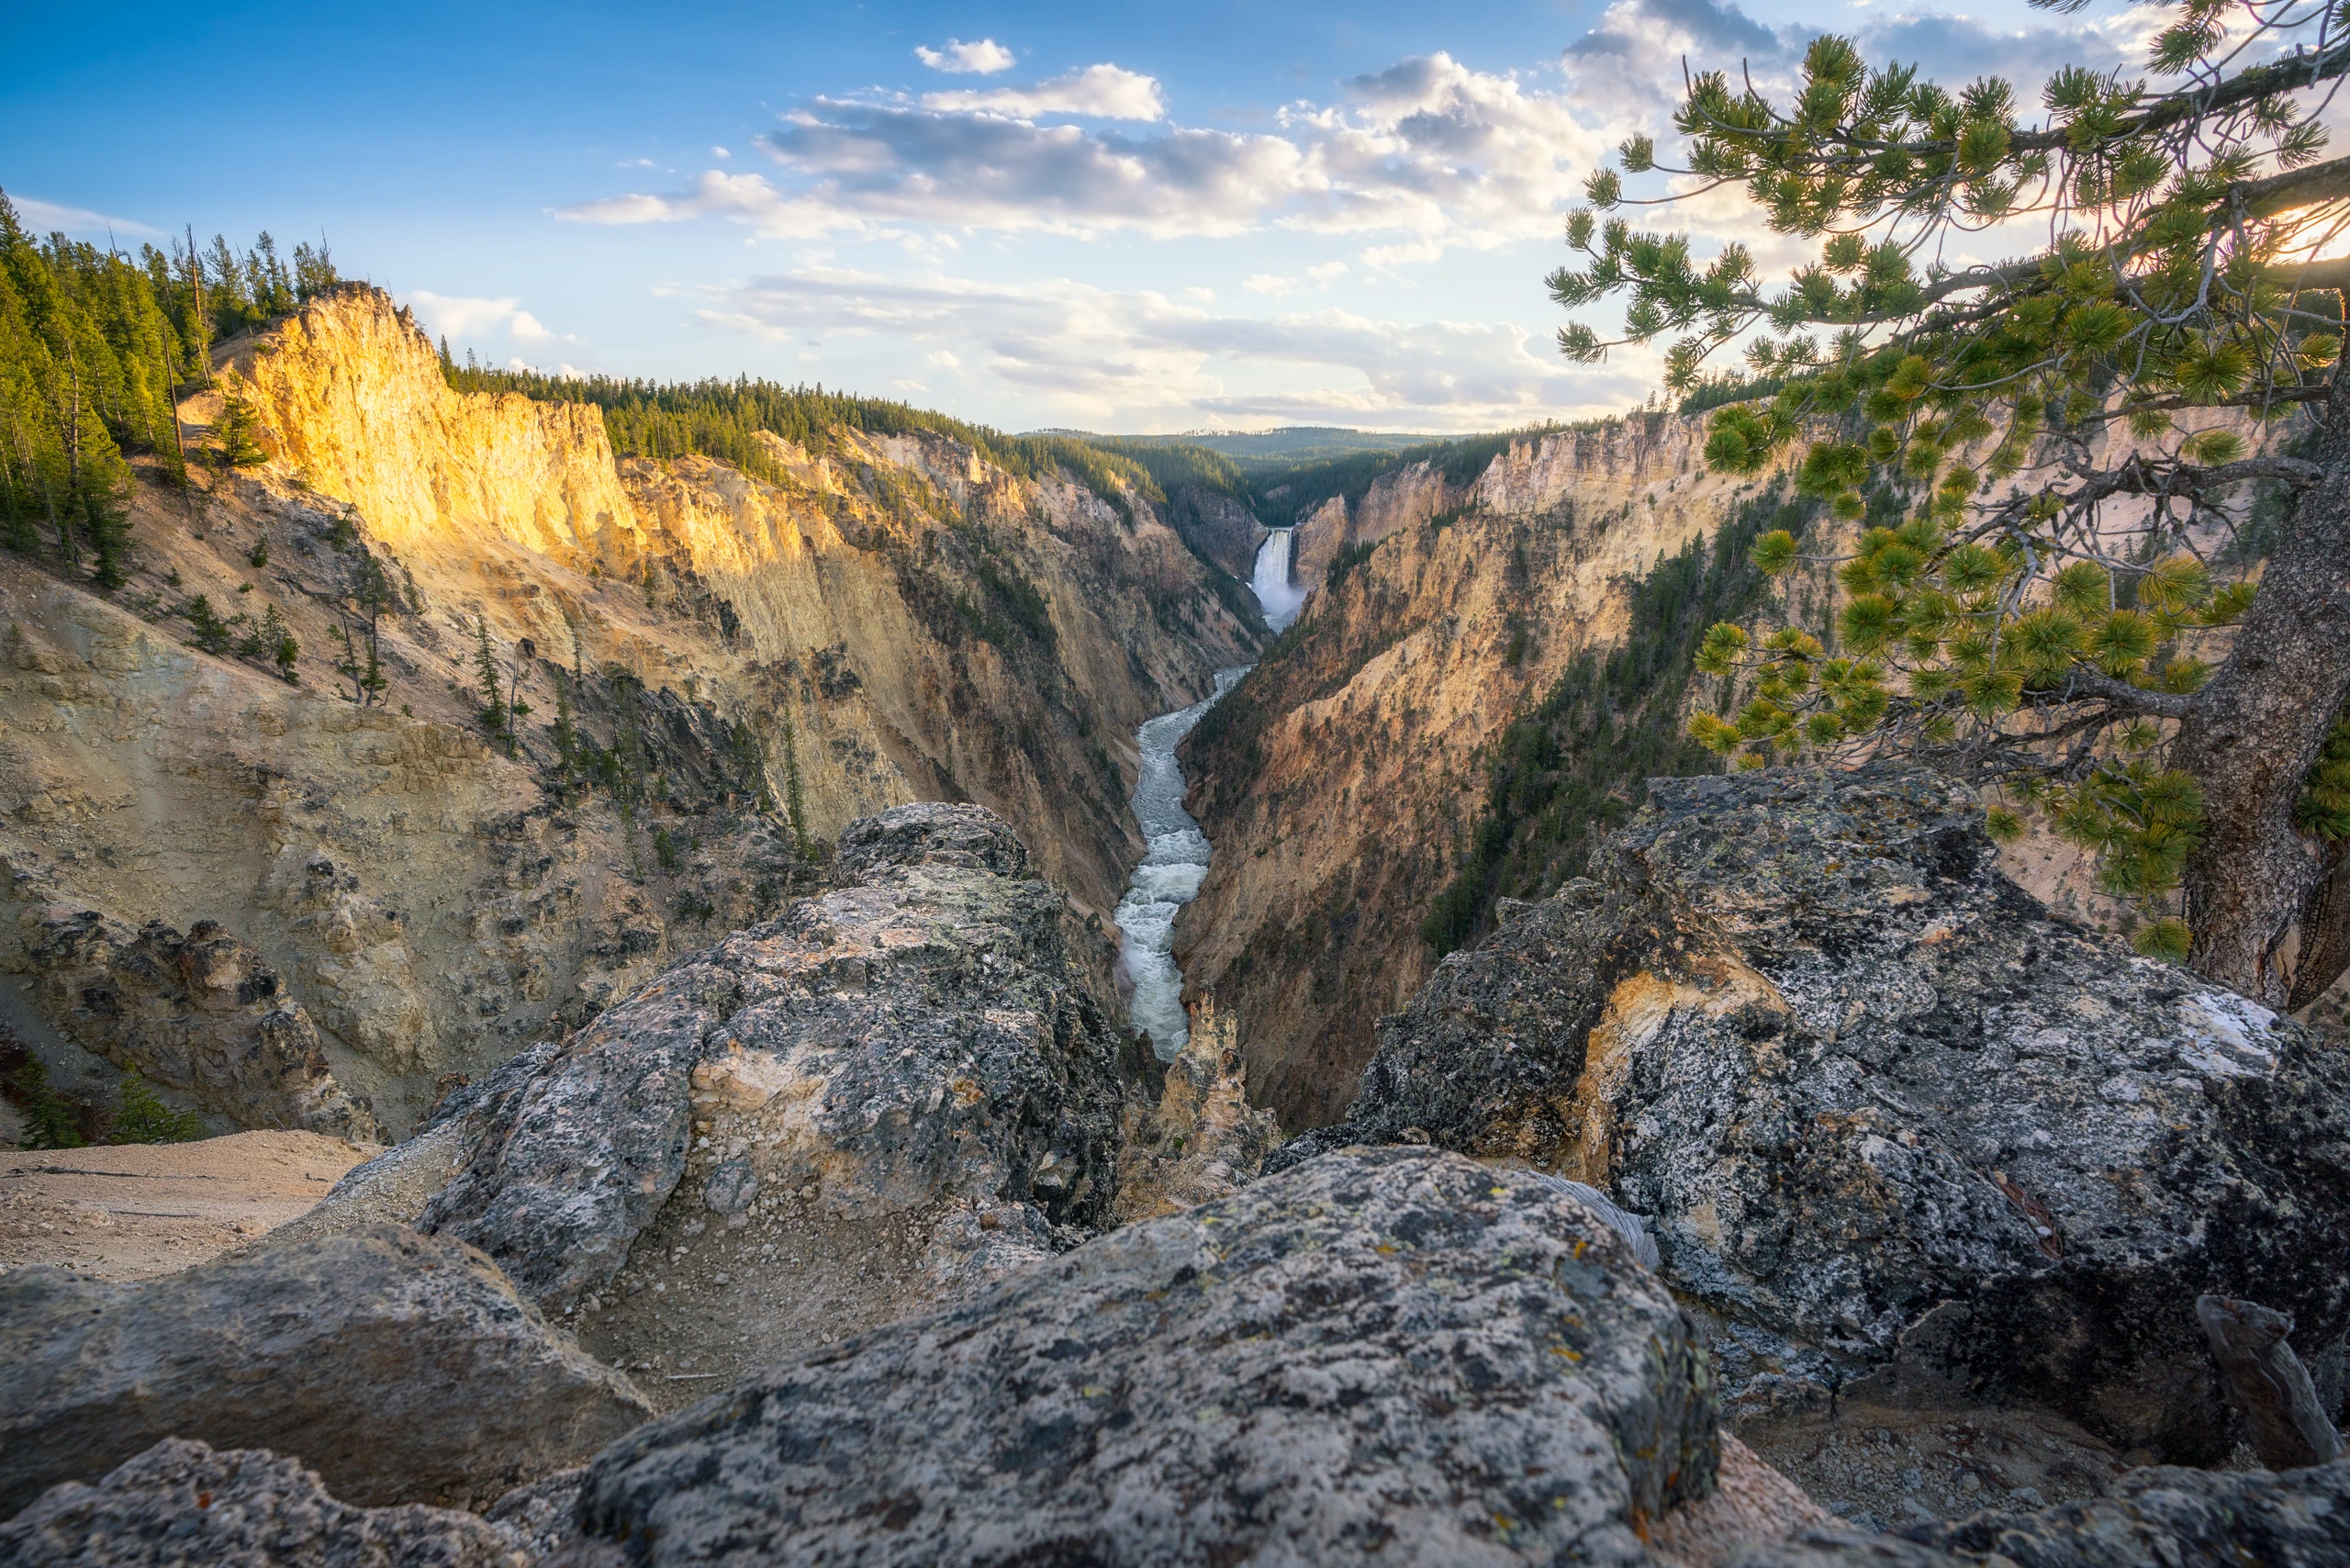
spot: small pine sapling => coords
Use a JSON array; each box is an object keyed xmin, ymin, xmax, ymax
[{"xmin": 110, "ymin": 1070, "xmax": 204, "ymax": 1143}]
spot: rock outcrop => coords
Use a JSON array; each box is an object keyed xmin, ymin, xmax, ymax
[
  {"xmin": 1109, "ymin": 990, "xmax": 1280, "ymax": 1222},
  {"xmin": 557, "ymin": 1146, "xmax": 1715, "ymax": 1567},
  {"xmin": 1164, "ymin": 487, "xmax": 1266, "ymax": 580},
  {"xmin": 0, "ymin": 1224, "xmax": 651, "ymax": 1515},
  {"xmin": 402, "ymin": 802, "xmax": 1140, "ymax": 1398},
  {"xmin": 14, "ymin": 908, "xmax": 375, "ymax": 1140},
  {"xmin": 1279, "ymin": 767, "xmax": 2350, "ymax": 1462},
  {"xmin": 0, "ymin": 1439, "xmax": 520, "ymax": 1568}
]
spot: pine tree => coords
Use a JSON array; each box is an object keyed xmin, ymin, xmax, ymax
[
  {"xmin": 1556, "ymin": 0, "xmax": 2350, "ymax": 1006},
  {"xmin": 552, "ymin": 666, "xmax": 577, "ymax": 775},
  {"xmin": 110, "ymin": 1069, "xmax": 203, "ymax": 1142},
  {"xmin": 214, "ymin": 383, "xmax": 265, "ymax": 467},
  {"xmin": 12, "ymin": 1055, "xmax": 86, "ymax": 1149},
  {"xmin": 184, "ymin": 593, "xmax": 229, "ymax": 654},
  {"xmin": 272, "ymin": 608, "xmax": 299, "ymax": 682},
  {"xmin": 475, "ymin": 618, "xmax": 507, "ymax": 736}
]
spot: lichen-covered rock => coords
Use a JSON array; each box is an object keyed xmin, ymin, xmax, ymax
[
  {"xmin": 1281, "ymin": 767, "xmax": 2350, "ymax": 1461},
  {"xmin": 408, "ymin": 802, "xmax": 1140, "ymax": 1395},
  {"xmin": 1730, "ymin": 1458, "xmax": 2350, "ymax": 1567},
  {"xmin": 0, "ymin": 1439, "xmax": 520, "ymax": 1568},
  {"xmin": 0, "ymin": 1225, "xmax": 652, "ymax": 1516},
  {"xmin": 555, "ymin": 1147, "xmax": 1713, "ymax": 1567},
  {"xmin": 14, "ymin": 908, "xmax": 376, "ymax": 1139}
]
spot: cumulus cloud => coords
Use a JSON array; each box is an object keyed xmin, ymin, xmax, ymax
[
  {"xmin": 915, "ymin": 37, "xmax": 1016, "ymax": 74},
  {"xmin": 559, "ymin": 51, "xmax": 1602, "ymax": 254},
  {"xmin": 923, "ymin": 63, "xmax": 1166, "ymax": 120}
]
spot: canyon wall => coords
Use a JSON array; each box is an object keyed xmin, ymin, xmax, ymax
[
  {"xmin": 1178, "ymin": 413, "xmax": 1789, "ymax": 1128},
  {"xmin": 2, "ymin": 287, "xmax": 1256, "ymax": 1137}
]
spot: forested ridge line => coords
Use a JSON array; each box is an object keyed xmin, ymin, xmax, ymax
[{"xmin": 0, "ymin": 187, "xmax": 341, "ymax": 586}]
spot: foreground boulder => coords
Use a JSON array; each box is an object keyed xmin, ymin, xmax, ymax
[
  {"xmin": 556, "ymin": 1147, "xmax": 1715, "ymax": 1566},
  {"xmin": 1280, "ymin": 767, "xmax": 2350, "ymax": 1461},
  {"xmin": 0, "ymin": 1439, "xmax": 517, "ymax": 1568},
  {"xmin": 398, "ymin": 803, "xmax": 1138, "ymax": 1396},
  {"xmin": 0, "ymin": 1224, "xmax": 652, "ymax": 1515}
]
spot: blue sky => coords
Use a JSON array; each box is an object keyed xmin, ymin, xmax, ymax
[{"xmin": 6, "ymin": 0, "xmax": 2153, "ymax": 432}]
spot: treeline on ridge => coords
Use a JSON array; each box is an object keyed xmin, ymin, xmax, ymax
[
  {"xmin": 438, "ymin": 361, "xmax": 1174, "ymax": 526},
  {"xmin": 0, "ymin": 188, "xmax": 341, "ymax": 585}
]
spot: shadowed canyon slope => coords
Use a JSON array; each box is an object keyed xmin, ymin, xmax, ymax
[
  {"xmin": 1178, "ymin": 413, "xmax": 1801, "ymax": 1129},
  {"xmin": 0, "ymin": 286, "xmax": 1257, "ymax": 1137}
]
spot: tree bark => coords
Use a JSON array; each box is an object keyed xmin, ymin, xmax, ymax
[
  {"xmin": 2288, "ymin": 842, "xmax": 2350, "ymax": 1013},
  {"xmin": 2175, "ymin": 373, "xmax": 2350, "ymax": 1007}
]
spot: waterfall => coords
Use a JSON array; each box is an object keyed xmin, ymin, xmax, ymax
[
  {"xmin": 1113, "ymin": 666, "xmax": 1249, "ymax": 1059},
  {"xmin": 1250, "ymin": 529, "xmax": 1307, "ymax": 632}
]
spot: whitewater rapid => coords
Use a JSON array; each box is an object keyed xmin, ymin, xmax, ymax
[{"xmin": 1114, "ymin": 666, "xmax": 1248, "ymax": 1059}]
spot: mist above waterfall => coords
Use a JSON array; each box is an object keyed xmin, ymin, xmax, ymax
[
  {"xmin": 1114, "ymin": 666, "xmax": 1248, "ymax": 1058},
  {"xmin": 1251, "ymin": 530, "xmax": 1306, "ymax": 632}
]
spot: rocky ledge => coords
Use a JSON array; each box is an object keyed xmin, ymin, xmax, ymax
[
  {"xmin": 1278, "ymin": 767, "xmax": 2350, "ymax": 1462},
  {"xmin": 324, "ymin": 802, "xmax": 1152, "ymax": 1397}
]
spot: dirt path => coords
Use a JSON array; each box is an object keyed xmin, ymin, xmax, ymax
[{"xmin": 0, "ymin": 1132, "xmax": 380, "ymax": 1282}]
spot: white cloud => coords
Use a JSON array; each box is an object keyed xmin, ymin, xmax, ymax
[
  {"xmin": 688, "ymin": 265, "xmax": 1622, "ymax": 429},
  {"xmin": 925, "ymin": 349, "xmax": 962, "ymax": 369},
  {"xmin": 923, "ymin": 63, "xmax": 1165, "ymax": 120},
  {"xmin": 711, "ymin": 145, "xmax": 731, "ymax": 159},
  {"xmin": 408, "ymin": 291, "xmax": 520, "ymax": 338},
  {"xmin": 407, "ymin": 291, "xmax": 580, "ymax": 346},
  {"xmin": 558, "ymin": 51, "xmax": 1603, "ymax": 254},
  {"xmin": 1242, "ymin": 274, "xmax": 1296, "ymax": 296},
  {"xmin": 11, "ymin": 196, "xmax": 162, "ymax": 239},
  {"xmin": 1308, "ymin": 261, "xmax": 1349, "ymax": 281},
  {"xmin": 914, "ymin": 37, "xmax": 1017, "ymax": 74}
]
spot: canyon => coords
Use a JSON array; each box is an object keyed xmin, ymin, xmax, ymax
[{"xmin": 4, "ymin": 286, "xmax": 2345, "ymax": 1568}]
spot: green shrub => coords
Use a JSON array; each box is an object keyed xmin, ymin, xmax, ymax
[
  {"xmin": 110, "ymin": 1070, "xmax": 203, "ymax": 1143},
  {"xmin": 10, "ymin": 1055, "xmax": 86, "ymax": 1149}
]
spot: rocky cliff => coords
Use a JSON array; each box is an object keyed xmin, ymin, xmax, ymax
[
  {"xmin": 1179, "ymin": 411, "xmax": 1785, "ymax": 1127},
  {"xmin": 1, "ymin": 286, "xmax": 1256, "ymax": 1137}
]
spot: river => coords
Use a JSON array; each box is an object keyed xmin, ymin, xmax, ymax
[
  {"xmin": 1113, "ymin": 527, "xmax": 1304, "ymax": 1058},
  {"xmin": 1113, "ymin": 665, "xmax": 1248, "ymax": 1058}
]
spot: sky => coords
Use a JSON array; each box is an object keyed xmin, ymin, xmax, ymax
[{"xmin": 5, "ymin": 0, "xmax": 2171, "ymax": 433}]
